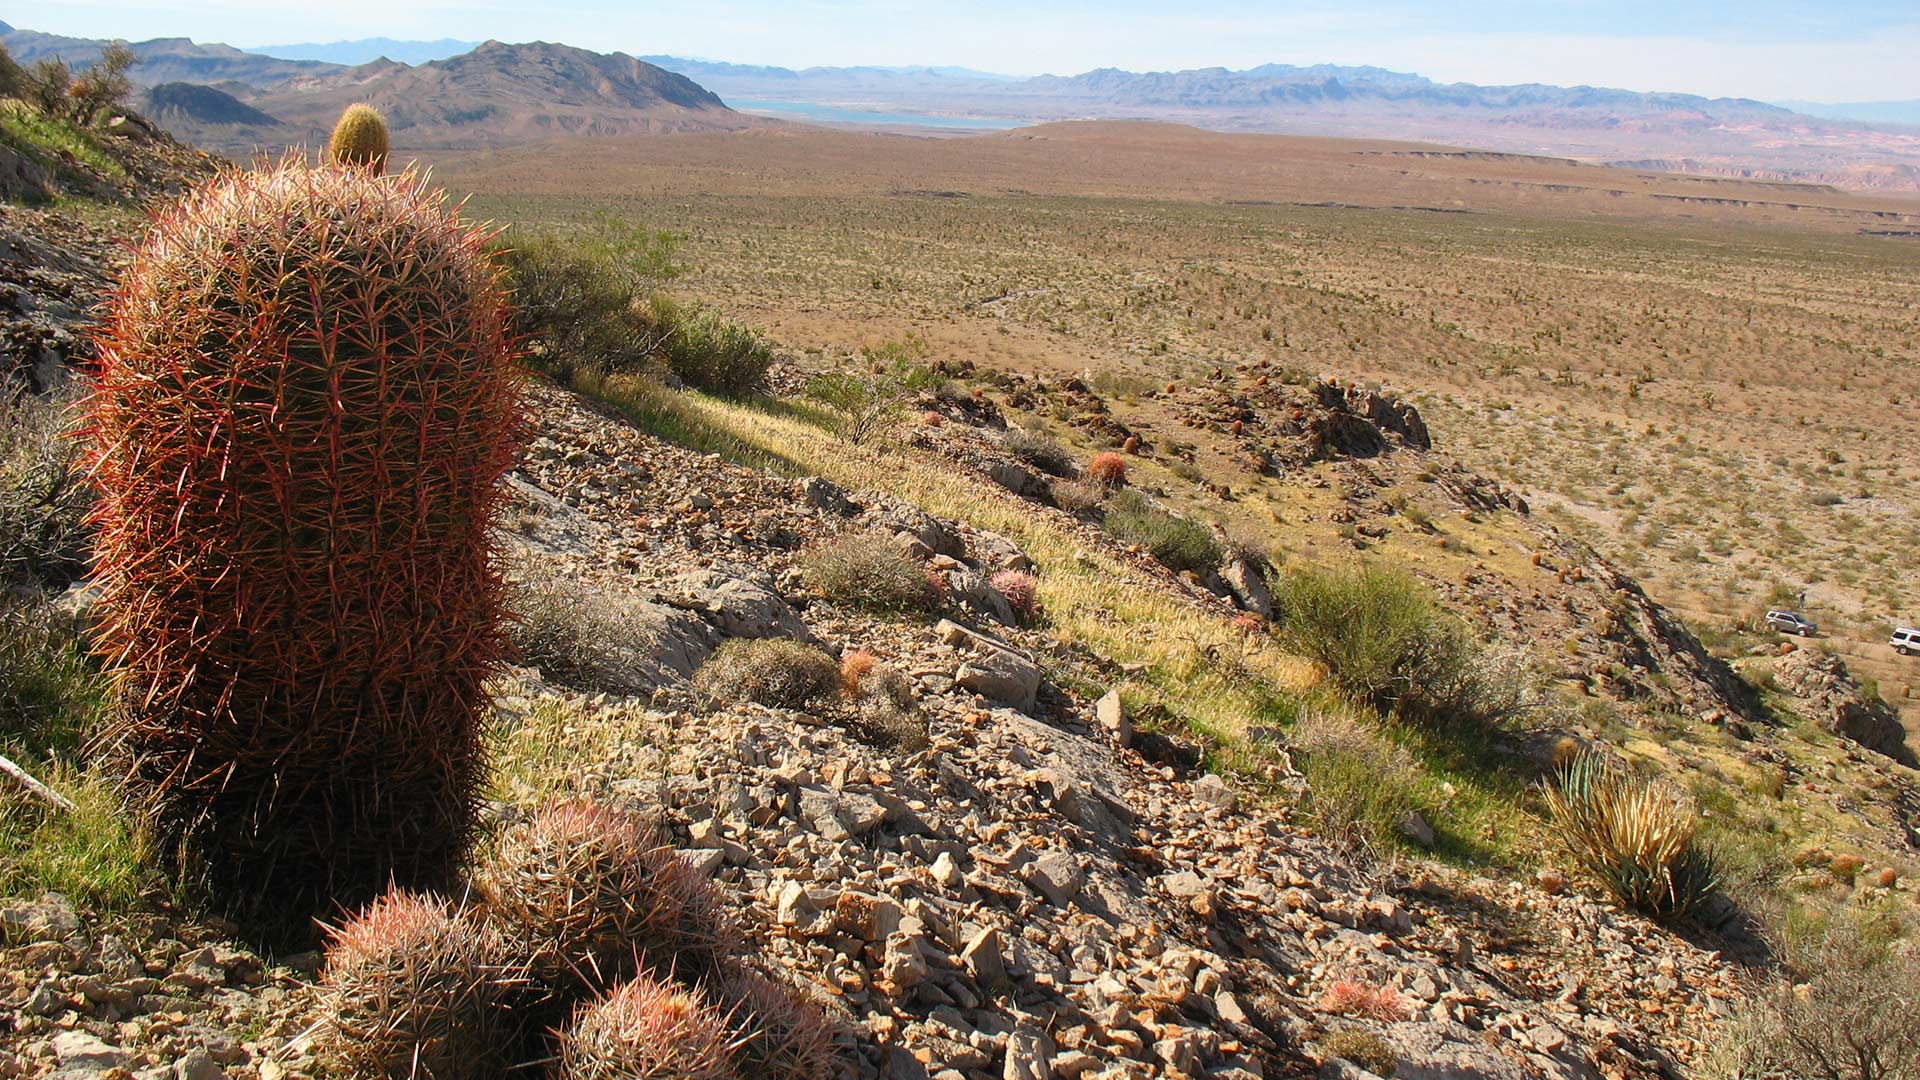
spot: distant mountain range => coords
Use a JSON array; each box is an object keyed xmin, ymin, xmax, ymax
[
  {"xmin": 1775, "ymin": 99, "xmax": 1920, "ymax": 128},
  {"xmin": 5, "ymin": 21, "xmax": 1917, "ymax": 189},
  {"xmin": 247, "ymin": 37, "xmax": 481, "ymax": 67}
]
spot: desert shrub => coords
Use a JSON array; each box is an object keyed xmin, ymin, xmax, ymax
[
  {"xmin": 693, "ymin": 638, "xmax": 839, "ymax": 710},
  {"xmin": 0, "ymin": 381, "xmax": 91, "ymax": 588},
  {"xmin": 1005, "ymin": 428, "xmax": 1074, "ymax": 476},
  {"xmin": 1716, "ymin": 910, "xmax": 1920, "ymax": 1080},
  {"xmin": 1272, "ymin": 562, "xmax": 1533, "ymax": 727},
  {"xmin": 1320, "ymin": 1027, "xmax": 1398, "ymax": 1076},
  {"xmin": 479, "ymin": 800, "xmax": 736, "ymax": 997},
  {"xmin": 0, "ymin": 45, "xmax": 24, "ymax": 99},
  {"xmin": 648, "ymin": 294, "xmax": 774, "ymax": 397},
  {"xmin": 842, "ymin": 657, "xmax": 927, "ymax": 752},
  {"xmin": 802, "ymin": 532, "xmax": 936, "ymax": 614},
  {"xmin": 1087, "ymin": 451, "xmax": 1129, "ymax": 487},
  {"xmin": 1103, "ymin": 490, "xmax": 1222, "ymax": 574},
  {"xmin": 554, "ymin": 974, "xmax": 735, "ymax": 1080},
  {"xmin": 69, "ymin": 42, "xmax": 135, "ymax": 126},
  {"xmin": 990, "ymin": 569, "xmax": 1039, "ymax": 622},
  {"xmin": 1290, "ymin": 708, "xmax": 1423, "ymax": 854},
  {"xmin": 1541, "ymin": 752, "xmax": 1718, "ymax": 919},
  {"xmin": 317, "ymin": 888, "xmax": 517, "ymax": 1080},
  {"xmin": 21, "ymin": 58, "xmax": 71, "ymax": 117},
  {"xmin": 87, "ymin": 162, "xmax": 521, "ymax": 935},
  {"xmin": 804, "ymin": 337, "xmax": 939, "ymax": 445},
  {"xmin": 1050, "ymin": 477, "xmax": 1107, "ymax": 514},
  {"xmin": 507, "ymin": 565, "xmax": 663, "ymax": 695},
  {"xmin": 494, "ymin": 224, "xmax": 676, "ymax": 379}
]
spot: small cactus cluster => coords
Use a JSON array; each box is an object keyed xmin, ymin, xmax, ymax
[
  {"xmin": 990, "ymin": 569, "xmax": 1039, "ymax": 622},
  {"xmin": 317, "ymin": 798, "xmax": 835, "ymax": 1079},
  {"xmin": 317, "ymin": 890, "xmax": 519, "ymax": 1080},
  {"xmin": 329, "ymin": 102, "xmax": 390, "ymax": 172},
  {"xmin": 480, "ymin": 800, "xmax": 736, "ymax": 996}
]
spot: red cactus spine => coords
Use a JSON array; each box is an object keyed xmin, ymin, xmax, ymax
[{"xmin": 86, "ymin": 161, "xmax": 522, "ymax": 934}]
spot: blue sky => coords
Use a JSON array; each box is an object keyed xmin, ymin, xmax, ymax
[{"xmin": 19, "ymin": 1, "xmax": 1920, "ymax": 101}]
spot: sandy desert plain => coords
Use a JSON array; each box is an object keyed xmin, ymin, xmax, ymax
[{"xmin": 431, "ymin": 120, "xmax": 1920, "ymax": 735}]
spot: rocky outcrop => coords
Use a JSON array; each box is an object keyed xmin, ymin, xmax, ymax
[{"xmin": 1774, "ymin": 649, "xmax": 1915, "ymax": 764}]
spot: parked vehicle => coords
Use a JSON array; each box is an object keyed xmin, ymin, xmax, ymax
[
  {"xmin": 1765, "ymin": 610, "xmax": 1819, "ymax": 636},
  {"xmin": 1892, "ymin": 626, "xmax": 1920, "ymax": 656}
]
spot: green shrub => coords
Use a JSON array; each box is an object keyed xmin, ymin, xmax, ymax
[
  {"xmin": 494, "ymin": 225, "xmax": 676, "ymax": 379},
  {"xmin": 693, "ymin": 639, "xmax": 839, "ymax": 710},
  {"xmin": 648, "ymin": 295, "xmax": 774, "ymax": 397},
  {"xmin": 803, "ymin": 344, "xmax": 939, "ymax": 445},
  {"xmin": 1272, "ymin": 562, "xmax": 1535, "ymax": 728},
  {"xmin": 802, "ymin": 533, "xmax": 936, "ymax": 614},
  {"xmin": 1319, "ymin": 1028, "xmax": 1398, "ymax": 1076},
  {"xmin": 1541, "ymin": 752, "xmax": 1718, "ymax": 919},
  {"xmin": 0, "ymin": 381, "xmax": 91, "ymax": 588},
  {"xmin": 1291, "ymin": 708, "xmax": 1424, "ymax": 854},
  {"xmin": 1102, "ymin": 490, "xmax": 1222, "ymax": 574},
  {"xmin": 69, "ymin": 42, "xmax": 136, "ymax": 126},
  {"xmin": 0, "ymin": 45, "xmax": 24, "ymax": 99}
]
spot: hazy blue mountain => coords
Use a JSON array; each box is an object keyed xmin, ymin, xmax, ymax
[
  {"xmin": 247, "ymin": 37, "xmax": 481, "ymax": 66},
  {"xmin": 1777, "ymin": 99, "xmax": 1920, "ymax": 126},
  {"xmin": 0, "ymin": 19, "xmax": 335, "ymax": 86}
]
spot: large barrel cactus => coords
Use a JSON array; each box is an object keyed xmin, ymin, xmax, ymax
[{"xmin": 87, "ymin": 161, "xmax": 521, "ymax": 930}]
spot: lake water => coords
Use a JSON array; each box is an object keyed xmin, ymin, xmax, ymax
[{"xmin": 729, "ymin": 99, "xmax": 1023, "ymax": 131}]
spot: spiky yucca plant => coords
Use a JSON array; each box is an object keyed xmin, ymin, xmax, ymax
[
  {"xmin": 317, "ymin": 889, "xmax": 520, "ymax": 1080},
  {"xmin": 555, "ymin": 975, "xmax": 736, "ymax": 1080},
  {"xmin": 479, "ymin": 800, "xmax": 737, "ymax": 999},
  {"xmin": 718, "ymin": 965, "xmax": 836, "ymax": 1080},
  {"xmin": 1541, "ymin": 752, "xmax": 1718, "ymax": 919},
  {"xmin": 329, "ymin": 103, "xmax": 390, "ymax": 172},
  {"xmin": 86, "ymin": 161, "xmax": 521, "ymax": 933}
]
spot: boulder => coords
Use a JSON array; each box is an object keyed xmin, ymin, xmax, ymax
[
  {"xmin": 1218, "ymin": 556, "xmax": 1274, "ymax": 619},
  {"xmin": 664, "ymin": 564, "xmax": 810, "ymax": 641},
  {"xmin": 948, "ymin": 569, "xmax": 1017, "ymax": 625}
]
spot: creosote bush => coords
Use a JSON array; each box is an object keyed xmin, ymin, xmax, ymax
[
  {"xmin": 317, "ymin": 888, "xmax": 518, "ymax": 1080},
  {"xmin": 1272, "ymin": 562, "xmax": 1536, "ymax": 728},
  {"xmin": 646, "ymin": 294, "xmax": 774, "ymax": 397},
  {"xmin": 1541, "ymin": 752, "xmax": 1718, "ymax": 919},
  {"xmin": 802, "ymin": 532, "xmax": 937, "ymax": 614},
  {"xmin": 1716, "ymin": 909, "xmax": 1920, "ymax": 1080},
  {"xmin": 492, "ymin": 222, "xmax": 678, "ymax": 379},
  {"xmin": 1320, "ymin": 1028, "xmax": 1399, "ymax": 1077},
  {"xmin": 693, "ymin": 638, "xmax": 840, "ymax": 710},
  {"xmin": 327, "ymin": 102, "xmax": 389, "ymax": 172},
  {"xmin": 1102, "ymin": 490, "xmax": 1223, "ymax": 575}
]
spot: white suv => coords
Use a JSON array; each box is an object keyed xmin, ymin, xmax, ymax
[{"xmin": 1892, "ymin": 627, "xmax": 1920, "ymax": 656}]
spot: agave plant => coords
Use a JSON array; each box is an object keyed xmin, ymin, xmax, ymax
[{"xmin": 1541, "ymin": 752, "xmax": 1718, "ymax": 919}]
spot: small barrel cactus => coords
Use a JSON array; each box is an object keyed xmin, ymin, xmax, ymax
[
  {"xmin": 1087, "ymin": 451, "xmax": 1129, "ymax": 488},
  {"xmin": 555, "ymin": 975, "xmax": 736, "ymax": 1080},
  {"xmin": 329, "ymin": 102, "xmax": 390, "ymax": 172},
  {"xmin": 479, "ymin": 800, "xmax": 737, "ymax": 997},
  {"xmin": 317, "ymin": 889, "xmax": 519, "ymax": 1080},
  {"xmin": 718, "ymin": 965, "xmax": 836, "ymax": 1080},
  {"xmin": 86, "ymin": 161, "xmax": 521, "ymax": 932}
]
